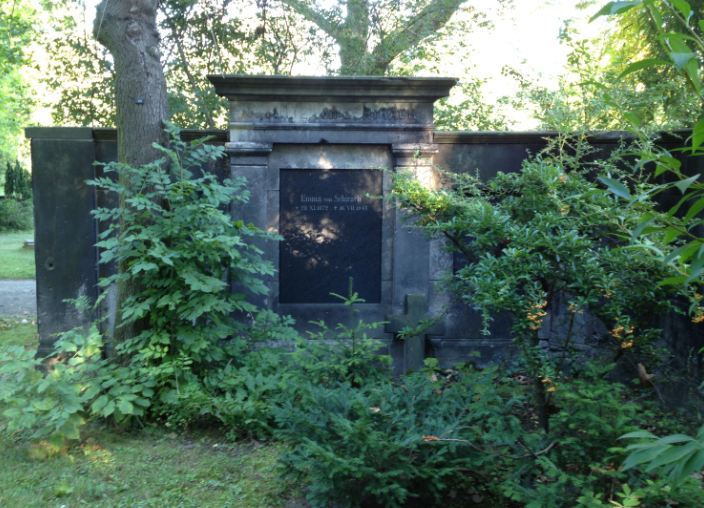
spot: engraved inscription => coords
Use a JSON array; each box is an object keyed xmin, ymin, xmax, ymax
[{"xmin": 279, "ymin": 169, "xmax": 383, "ymax": 304}]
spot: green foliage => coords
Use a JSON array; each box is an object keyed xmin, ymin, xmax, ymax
[
  {"xmin": 195, "ymin": 286, "xmax": 392, "ymax": 439},
  {"xmin": 594, "ymin": 0, "xmax": 704, "ymax": 305},
  {"xmin": 0, "ymin": 198, "xmax": 32, "ymax": 233},
  {"xmin": 0, "ymin": 125, "xmax": 279, "ymax": 443},
  {"xmin": 91, "ymin": 123, "xmax": 274, "ymax": 365},
  {"xmin": 498, "ymin": 363, "xmax": 704, "ymax": 507},
  {"xmin": 620, "ymin": 425, "xmax": 704, "ymax": 483},
  {"xmin": 202, "ymin": 350, "xmax": 288, "ymax": 438},
  {"xmin": 0, "ymin": 2, "xmax": 33, "ymax": 160},
  {"xmin": 281, "ymin": 0, "xmax": 474, "ymax": 75},
  {"xmin": 3, "ymin": 160, "xmax": 32, "ymax": 201},
  {"xmin": 44, "ymin": 30, "xmax": 116, "ymax": 127},
  {"xmin": 292, "ymin": 280, "xmax": 391, "ymax": 387},
  {"xmin": 0, "ymin": 325, "xmax": 153, "ymax": 444},
  {"xmin": 270, "ymin": 356, "xmax": 704, "ymax": 507},
  {"xmin": 501, "ymin": 364, "xmax": 639, "ymax": 505},
  {"xmin": 41, "ymin": 1, "xmax": 330, "ymax": 128},
  {"xmin": 274, "ymin": 366, "xmax": 521, "ymax": 508},
  {"xmin": 152, "ymin": 311, "xmax": 297, "ymax": 437},
  {"xmin": 549, "ymin": 364, "xmax": 639, "ymax": 467},
  {"xmin": 434, "ymin": 79, "xmax": 508, "ymax": 131},
  {"xmin": 525, "ymin": 22, "xmax": 700, "ymax": 132},
  {"xmin": 86, "ymin": 124, "xmax": 277, "ymax": 426},
  {"xmin": 391, "ymin": 148, "xmax": 683, "ymax": 433},
  {"xmin": 392, "ymin": 153, "xmax": 678, "ymax": 348}
]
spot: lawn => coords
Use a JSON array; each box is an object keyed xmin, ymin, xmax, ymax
[
  {"xmin": 0, "ymin": 230, "xmax": 35, "ymax": 279},
  {"xmin": 0, "ymin": 320, "xmax": 299, "ymax": 508},
  {"xmin": 0, "ymin": 430, "xmax": 295, "ymax": 507},
  {"xmin": 0, "ymin": 316, "xmax": 37, "ymax": 348}
]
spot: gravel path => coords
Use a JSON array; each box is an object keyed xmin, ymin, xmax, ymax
[{"xmin": 0, "ymin": 280, "xmax": 36, "ymax": 317}]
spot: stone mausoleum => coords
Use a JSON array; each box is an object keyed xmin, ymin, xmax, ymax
[{"xmin": 26, "ymin": 75, "xmax": 696, "ymax": 373}]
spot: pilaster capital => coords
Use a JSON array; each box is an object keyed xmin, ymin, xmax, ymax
[{"xmin": 225, "ymin": 141, "xmax": 273, "ymax": 156}]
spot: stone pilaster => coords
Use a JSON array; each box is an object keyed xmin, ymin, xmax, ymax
[
  {"xmin": 226, "ymin": 141, "xmax": 273, "ymax": 308},
  {"xmin": 390, "ymin": 143, "xmax": 451, "ymax": 314}
]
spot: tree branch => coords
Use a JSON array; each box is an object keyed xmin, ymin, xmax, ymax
[
  {"xmin": 280, "ymin": 0, "xmax": 340, "ymax": 38},
  {"xmin": 370, "ymin": 0, "xmax": 464, "ymax": 69}
]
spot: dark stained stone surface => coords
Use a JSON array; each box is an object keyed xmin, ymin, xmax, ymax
[{"xmin": 279, "ymin": 168, "xmax": 383, "ymax": 304}]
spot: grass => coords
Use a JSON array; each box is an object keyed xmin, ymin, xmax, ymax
[
  {"xmin": 0, "ymin": 320, "xmax": 301, "ymax": 507},
  {"xmin": 0, "ymin": 429, "xmax": 296, "ymax": 507},
  {"xmin": 0, "ymin": 316, "xmax": 37, "ymax": 348},
  {"xmin": 0, "ymin": 230, "xmax": 35, "ymax": 279}
]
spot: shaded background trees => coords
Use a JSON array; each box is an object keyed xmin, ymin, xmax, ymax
[
  {"xmin": 0, "ymin": 1, "xmax": 33, "ymax": 169},
  {"xmin": 32, "ymin": 0, "xmax": 511, "ymax": 130}
]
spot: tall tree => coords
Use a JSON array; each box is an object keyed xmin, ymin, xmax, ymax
[
  {"xmin": 0, "ymin": 1, "xmax": 33, "ymax": 162},
  {"xmin": 93, "ymin": 0, "xmax": 170, "ymax": 346},
  {"xmin": 281, "ymin": 0, "xmax": 469, "ymax": 74},
  {"xmin": 94, "ymin": 0, "xmax": 169, "ymax": 165},
  {"xmin": 598, "ymin": 0, "xmax": 704, "ymax": 128},
  {"xmin": 45, "ymin": 0, "xmax": 324, "ymax": 128}
]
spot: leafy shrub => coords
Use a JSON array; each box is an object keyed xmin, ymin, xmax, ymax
[
  {"xmin": 0, "ymin": 325, "xmax": 154, "ymax": 444},
  {"xmin": 288, "ymin": 284, "xmax": 392, "ymax": 389},
  {"xmin": 0, "ymin": 197, "xmax": 32, "ymax": 232},
  {"xmin": 206, "ymin": 349, "xmax": 288, "ymax": 439},
  {"xmin": 200, "ymin": 286, "xmax": 392, "ymax": 440},
  {"xmin": 391, "ymin": 154, "xmax": 683, "ymax": 429},
  {"xmin": 88, "ymin": 124, "xmax": 276, "ymax": 424},
  {"xmin": 91, "ymin": 124, "xmax": 274, "ymax": 365},
  {"xmin": 274, "ymin": 366, "xmax": 522, "ymax": 508},
  {"xmin": 593, "ymin": 0, "xmax": 704, "ymax": 305},
  {"xmin": 620, "ymin": 425, "xmax": 704, "ymax": 483},
  {"xmin": 1, "ymin": 125, "xmax": 278, "ymax": 442},
  {"xmin": 500, "ymin": 363, "xmax": 704, "ymax": 508},
  {"xmin": 502, "ymin": 364, "xmax": 638, "ymax": 506}
]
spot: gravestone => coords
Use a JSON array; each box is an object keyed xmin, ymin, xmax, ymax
[
  {"xmin": 279, "ymin": 168, "xmax": 383, "ymax": 304},
  {"xmin": 209, "ymin": 75, "xmax": 457, "ymax": 345}
]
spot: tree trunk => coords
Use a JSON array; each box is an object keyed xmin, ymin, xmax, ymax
[
  {"xmin": 282, "ymin": 0, "xmax": 465, "ymax": 76},
  {"xmin": 338, "ymin": 0, "xmax": 371, "ymax": 74},
  {"xmin": 94, "ymin": 0, "xmax": 169, "ymax": 165},
  {"xmin": 93, "ymin": 0, "xmax": 169, "ymax": 348}
]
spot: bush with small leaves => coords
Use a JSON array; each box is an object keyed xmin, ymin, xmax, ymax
[{"xmin": 274, "ymin": 365, "xmax": 522, "ymax": 508}]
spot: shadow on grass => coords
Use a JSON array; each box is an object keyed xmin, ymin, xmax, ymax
[
  {"xmin": 0, "ymin": 321, "xmax": 305, "ymax": 508},
  {"xmin": 0, "ymin": 427, "xmax": 299, "ymax": 508}
]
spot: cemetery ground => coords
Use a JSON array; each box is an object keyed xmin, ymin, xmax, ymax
[
  {"xmin": 0, "ymin": 318, "xmax": 300, "ymax": 507},
  {"xmin": 0, "ymin": 230, "xmax": 35, "ymax": 279}
]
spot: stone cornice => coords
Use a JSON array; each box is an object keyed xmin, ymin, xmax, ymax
[{"xmin": 208, "ymin": 75, "xmax": 458, "ymax": 103}]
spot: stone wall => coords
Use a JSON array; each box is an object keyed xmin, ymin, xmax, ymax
[
  {"xmin": 25, "ymin": 127, "xmax": 226, "ymax": 357},
  {"xmin": 27, "ymin": 104, "xmax": 704, "ymax": 370}
]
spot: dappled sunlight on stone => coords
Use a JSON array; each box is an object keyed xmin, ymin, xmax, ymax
[
  {"xmin": 413, "ymin": 165, "xmax": 441, "ymax": 190},
  {"xmin": 316, "ymin": 153, "xmax": 334, "ymax": 170}
]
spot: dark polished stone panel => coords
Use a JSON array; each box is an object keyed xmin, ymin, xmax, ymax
[{"xmin": 279, "ymin": 168, "xmax": 382, "ymax": 303}]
